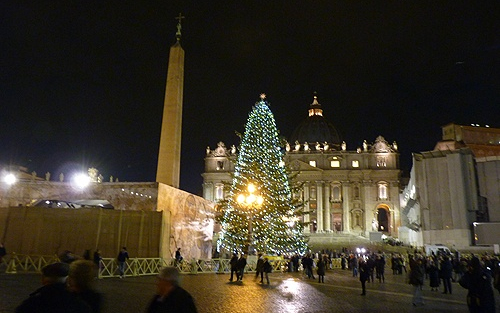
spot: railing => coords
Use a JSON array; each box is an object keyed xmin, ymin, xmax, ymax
[{"xmin": 2, "ymin": 253, "xmax": 342, "ymax": 278}]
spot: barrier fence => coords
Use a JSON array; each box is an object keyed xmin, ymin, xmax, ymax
[{"xmin": 2, "ymin": 253, "xmax": 343, "ymax": 278}]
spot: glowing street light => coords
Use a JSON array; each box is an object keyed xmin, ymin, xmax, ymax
[
  {"xmin": 3, "ymin": 173, "xmax": 17, "ymax": 185},
  {"xmin": 72, "ymin": 173, "xmax": 90, "ymax": 189},
  {"xmin": 236, "ymin": 183, "xmax": 264, "ymax": 254}
]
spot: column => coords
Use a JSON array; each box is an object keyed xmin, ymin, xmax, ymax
[
  {"xmin": 303, "ymin": 182, "xmax": 310, "ymax": 233},
  {"xmin": 323, "ymin": 182, "xmax": 331, "ymax": 232},
  {"xmin": 342, "ymin": 182, "xmax": 351, "ymax": 232},
  {"xmin": 316, "ymin": 181, "xmax": 324, "ymax": 232}
]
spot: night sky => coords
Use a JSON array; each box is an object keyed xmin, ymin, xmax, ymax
[{"xmin": 1, "ymin": 2, "xmax": 499, "ymax": 195}]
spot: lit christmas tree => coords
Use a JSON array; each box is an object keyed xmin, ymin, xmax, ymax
[{"xmin": 216, "ymin": 94, "xmax": 308, "ymax": 255}]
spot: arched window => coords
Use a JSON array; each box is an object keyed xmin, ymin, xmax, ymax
[
  {"xmin": 215, "ymin": 184, "xmax": 224, "ymax": 200},
  {"xmin": 378, "ymin": 182, "xmax": 388, "ymax": 200},
  {"xmin": 331, "ymin": 185, "xmax": 341, "ymax": 202}
]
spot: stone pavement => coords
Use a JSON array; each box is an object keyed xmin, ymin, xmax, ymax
[{"xmin": 2, "ymin": 267, "xmax": 499, "ymax": 313}]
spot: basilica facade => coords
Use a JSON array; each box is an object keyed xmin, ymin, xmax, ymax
[{"xmin": 202, "ymin": 95, "xmax": 401, "ymax": 239}]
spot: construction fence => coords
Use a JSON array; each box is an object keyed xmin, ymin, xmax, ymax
[{"xmin": 0, "ymin": 207, "xmax": 162, "ymax": 258}]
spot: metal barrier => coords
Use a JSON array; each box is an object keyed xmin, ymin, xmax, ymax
[
  {"xmin": 5, "ymin": 253, "xmax": 60, "ymax": 274},
  {"xmin": 3, "ymin": 254, "xmax": 342, "ymax": 278}
]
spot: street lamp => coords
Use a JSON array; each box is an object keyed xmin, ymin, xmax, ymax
[
  {"xmin": 236, "ymin": 183, "xmax": 263, "ymax": 255},
  {"xmin": 3, "ymin": 173, "xmax": 17, "ymax": 185}
]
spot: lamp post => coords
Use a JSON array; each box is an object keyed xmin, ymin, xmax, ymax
[{"xmin": 236, "ymin": 183, "xmax": 263, "ymax": 255}]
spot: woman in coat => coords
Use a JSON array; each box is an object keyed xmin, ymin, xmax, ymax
[
  {"xmin": 317, "ymin": 255, "xmax": 327, "ymax": 283},
  {"xmin": 427, "ymin": 259, "xmax": 440, "ymax": 291},
  {"xmin": 409, "ymin": 254, "xmax": 425, "ymax": 306}
]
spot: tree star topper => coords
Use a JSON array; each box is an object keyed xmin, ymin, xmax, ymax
[{"xmin": 260, "ymin": 93, "xmax": 266, "ymax": 100}]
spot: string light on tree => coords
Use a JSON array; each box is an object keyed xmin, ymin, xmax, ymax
[{"xmin": 216, "ymin": 94, "xmax": 308, "ymax": 255}]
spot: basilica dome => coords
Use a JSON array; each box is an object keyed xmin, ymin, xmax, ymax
[{"xmin": 289, "ymin": 95, "xmax": 341, "ymax": 145}]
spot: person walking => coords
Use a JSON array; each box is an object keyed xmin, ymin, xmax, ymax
[
  {"xmin": 459, "ymin": 257, "xmax": 496, "ymax": 313},
  {"xmin": 409, "ymin": 254, "xmax": 425, "ymax": 306},
  {"xmin": 303, "ymin": 254, "xmax": 315, "ymax": 279},
  {"xmin": 146, "ymin": 267, "xmax": 198, "ymax": 313},
  {"xmin": 117, "ymin": 247, "xmax": 129, "ymax": 278},
  {"xmin": 263, "ymin": 258, "xmax": 272, "ymax": 285},
  {"xmin": 255, "ymin": 253, "xmax": 264, "ymax": 283},
  {"xmin": 236, "ymin": 254, "xmax": 247, "ymax": 281},
  {"xmin": 358, "ymin": 257, "xmax": 369, "ymax": 295},
  {"xmin": 229, "ymin": 253, "xmax": 238, "ymax": 282}
]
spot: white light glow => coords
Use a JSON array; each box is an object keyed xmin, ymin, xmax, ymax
[
  {"xmin": 3, "ymin": 173, "xmax": 17, "ymax": 185},
  {"xmin": 72, "ymin": 173, "xmax": 90, "ymax": 189}
]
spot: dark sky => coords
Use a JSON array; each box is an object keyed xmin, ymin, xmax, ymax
[{"xmin": 1, "ymin": 2, "xmax": 499, "ymax": 195}]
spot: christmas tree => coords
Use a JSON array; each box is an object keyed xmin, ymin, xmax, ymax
[{"xmin": 216, "ymin": 94, "xmax": 308, "ymax": 255}]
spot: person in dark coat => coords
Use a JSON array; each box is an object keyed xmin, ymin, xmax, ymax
[
  {"xmin": 358, "ymin": 257, "xmax": 369, "ymax": 295},
  {"xmin": 366, "ymin": 255, "xmax": 376, "ymax": 283},
  {"xmin": 93, "ymin": 249, "xmax": 102, "ymax": 277},
  {"xmin": 375, "ymin": 254, "xmax": 386, "ymax": 283},
  {"xmin": 0, "ymin": 243, "xmax": 7, "ymax": 264},
  {"xmin": 175, "ymin": 248, "xmax": 183, "ymax": 265},
  {"xmin": 459, "ymin": 257, "xmax": 496, "ymax": 313},
  {"xmin": 292, "ymin": 254, "xmax": 299, "ymax": 272},
  {"xmin": 255, "ymin": 253, "xmax": 264, "ymax": 283},
  {"xmin": 341, "ymin": 254, "xmax": 347, "ymax": 270},
  {"xmin": 263, "ymin": 258, "xmax": 272, "ymax": 285},
  {"xmin": 317, "ymin": 255, "xmax": 327, "ymax": 283},
  {"xmin": 146, "ymin": 267, "xmax": 197, "ymax": 313},
  {"xmin": 302, "ymin": 254, "xmax": 315, "ymax": 279},
  {"xmin": 409, "ymin": 254, "xmax": 425, "ymax": 306},
  {"xmin": 16, "ymin": 262, "xmax": 91, "ymax": 313},
  {"xmin": 68, "ymin": 260, "xmax": 103, "ymax": 313},
  {"xmin": 229, "ymin": 253, "xmax": 238, "ymax": 282},
  {"xmin": 440, "ymin": 256, "xmax": 453, "ymax": 294},
  {"xmin": 117, "ymin": 247, "xmax": 129, "ymax": 278},
  {"xmin": 236, "ymin": 254, "xmax": 247, "ymax": 281},
  {"xmin": 427, "ymin": 259, "xmax": 440, "ymax": 291}
]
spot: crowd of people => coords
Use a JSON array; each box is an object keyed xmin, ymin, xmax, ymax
[
  {"xmin": 6, "ymin": 244, "xmax": 500, "ymax": 313},
  {"xmin": 227, "ymin": 248, "xmax": 499, "ymax": 312}
]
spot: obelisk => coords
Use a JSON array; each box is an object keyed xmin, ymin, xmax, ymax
[{"xmin": 156, "ymin": 14, "xmax": 185, "ymax": 187}]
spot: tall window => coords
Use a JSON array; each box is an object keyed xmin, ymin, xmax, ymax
[
  {"xmin": 309, "ymin": 160, "xmax": 317, "ymax": 167},
  {"xmin": 378, "ymin": 182, "xmax": 388, "ymax": 200},
  {"xmin": 331, "ymin": 185, "xmax": 341, "ymax": 202},
  {"xmin": 215, "ymin": 184, "xmax": 224, "ymax": 200},
  {"xmin": 216, "ymin": 161, "xmax": 224, "ymax": 170},
  {"xmin": 331, "ymin": 160, "xmax": 340, "ymax": 168},
  {"xmin": 352, "ymin": 160, "xmax": 359, "ymax": 168}
]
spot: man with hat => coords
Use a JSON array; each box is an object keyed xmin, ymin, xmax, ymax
[
  {"xmin": 16, "ymin": 262, "xmax": 91, "ymax": 313},
  {"xmin": 146, "ymin": 267, "xmax": 197, "ymax": 313}
]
